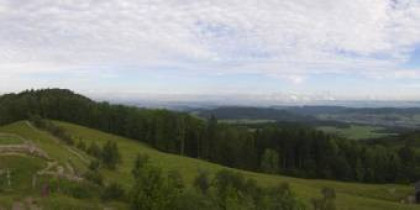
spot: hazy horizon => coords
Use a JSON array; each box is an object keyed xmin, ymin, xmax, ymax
[{"xmin": 1, "ymin": 0, "xmax": 420, "ymax": 102}]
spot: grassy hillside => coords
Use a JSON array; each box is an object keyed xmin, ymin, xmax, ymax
[
  {"xmin": 0, "ymin": 121, "xmax": 126, "ymax": 209},
  {"xmin": 0, "ymin": 121, "xmax": 419, "ymax": 209}
]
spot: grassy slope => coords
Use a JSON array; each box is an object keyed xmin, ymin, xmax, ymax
[
  {"xmin": 58, "ymin": 121, "xmax": 419, "ymax": 210},
  {"xmin": 0, "ymin": 122, "xmax": 127, "ymax": 210},
  {"xmin": 0, "ymin": 134, "xmax": 24, "ymax": 144},
  {"xmin": 0, "ymin": 121, "xmax": 419, "ymax": 210}
]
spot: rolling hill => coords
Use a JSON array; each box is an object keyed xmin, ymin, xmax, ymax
[{"xmin": 0, "ymin": 120, "xmax": 419, "ymax": 209}]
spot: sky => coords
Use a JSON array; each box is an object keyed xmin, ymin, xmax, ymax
[{"xmin": 0, "ymin": 0, "xmax": 420, "ymax": 104}]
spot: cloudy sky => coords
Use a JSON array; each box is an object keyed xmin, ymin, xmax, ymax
[{"xmin": 0, "ymin": 0, "xmax": 420, "ymax": 103}]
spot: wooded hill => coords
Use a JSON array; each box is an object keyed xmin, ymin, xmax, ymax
[{"xmin": 1, "ymin": 89, "xmax": 419, "ymax": 184}]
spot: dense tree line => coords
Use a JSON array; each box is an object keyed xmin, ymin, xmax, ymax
[{"xmin": 1, "ymin": 89, "xmax": 420, "ymax": 183}]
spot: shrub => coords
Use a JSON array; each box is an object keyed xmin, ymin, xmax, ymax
[
  {"xmin": 29, "ymin": 117, "xmax": 74, "ymax": 145},
  {"xmin": 101, "ymin": 182, "xmax": 125, "ymax": 201},
  {"xmin": 87, "ymin": 142, "xmax": 102, "ymax": 158},
  {"xmin": 84, "ymin": 170, "xmax": 103, "ymax": 186},
  {"xmin": 101, "ymin": 141, "xmax": 121, "ymax": 170},
  {"xmin": 312, "ymin": 187, "xmax": 336, "ymax": 210},
  {"xmin": 76, "ymin": 140, "xmax": 86, "ymax": 151},
  {"xmin": 88, "ymin": 160, "xmax": 101, "ymax": 171},
  {"xmin": 194, "ymin": 170, "xmax": 210, "ymax": 194},
  {"xmin": 69, "ymin": 185, "xmax": 92, "ymax": 199}
]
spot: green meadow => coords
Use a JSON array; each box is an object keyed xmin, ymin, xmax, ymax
[
  {"xmin": 0, "ymin": 121, "xmax": 418, "ymax": 209},
  {"xmin": 317, "ymin": 125, "xmax": 395, "ymax": 140}
]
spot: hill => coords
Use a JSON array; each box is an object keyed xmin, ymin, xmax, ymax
[{"xmin": 0, "ymin": 121, "xmax": 419, "ymax": 209}]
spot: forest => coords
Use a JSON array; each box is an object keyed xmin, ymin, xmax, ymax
[{"xmin": 1, "ymin": 89, "xmax": 419, "ymax": 184}]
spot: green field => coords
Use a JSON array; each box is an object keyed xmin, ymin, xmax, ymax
[
  {"xmin": 219, "ymin": 119, "xmax": 276, "ymax": 124},
  {"xmin": 0, "ymin": 134, "xmax": 24, "ymax": 145},
  {"xmin": 317, "ymin": 125, "xmax": 395, "ymax": 140},
  {"xmin": 0, "ymin": 121, "xmax": 419, "ymax": 209}
]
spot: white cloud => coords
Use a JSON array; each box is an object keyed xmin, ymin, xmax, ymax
[{"xmin": 0, "ymin": 0, "xmax": 420, "ymax": 94}]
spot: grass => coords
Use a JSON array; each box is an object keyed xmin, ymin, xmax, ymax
[
  {"xmin": 56, "ymin": 121, "xmax": 419, "ymax": 210},
  {"xmin": 0, "ymin": 122, "xmax": 126, "ymax": 210},
  {"xmin": 0, "ymin": 134, "xmax": 24, "ymax": 145},
  {"xmin": 0, "ymin": 156, "xmax": 46, "ymax": 192},
  {"xmin": 0, "ymin": 121, "xmax": 419, "ymax": 209},
  {"xmin": 317, "ymin": 125, "xmax": 394, "ymax": 140},
  {"xmin": 0, "ymin": 122, "xmax": 90, "ymax": 174},
  {"xmin": 0, "ymin": 193, "xmax": 126, "ymax": 210}
]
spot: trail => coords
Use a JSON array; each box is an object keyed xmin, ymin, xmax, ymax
[
  {"xmin": 26, "ymin": 121, "xmax": 89, "ymax": 164},
  {"xmin": 66, "ymin": 146, "xmax": 89, "ymax": 164},
  {"xmin": 0, "ymin": 132, "xmax": 29, "ymax": 145},
  {"xmin": 1, "ymin": 122, "xmax": 84, "ymax": 182},
  {"xmin": 0, "ymin": 142, "xmax": 50, "ymax": 160},
  {"xmin": 25, "ymin": 121, "xmax": 60, "ymax": 144}
]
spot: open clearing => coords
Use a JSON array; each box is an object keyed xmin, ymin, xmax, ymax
[{"xmin": 317, "ymin": 125, "xmax": 395, "ymax": 140}]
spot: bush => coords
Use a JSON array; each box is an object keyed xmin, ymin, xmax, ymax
[
  {"xmin": 46, "ymin": 178, "xmax": 97, "ymax": 199},
  {"xmin": 69, "ymin": 185, "xmax": 93, "ymax": 199},
  {"xmin": 132, "ymin": 153, "xmax": 150, "ymax": 177},
  {"xmin": 312, "ymin": 187, "xmax": 336, "ymax": 210},
  {"xmin": 29, "ymin": 117, "xmax": 74, "ymax": 145},
  {"xmin": 101, "ymin": 141, "xmax": 121, "ymax": 170},
  {"xmin": 84, "ymin": 170, "xmax": 103, "ymax": 186},
  {"xmin": 173, "ymin": 189, "xmax": 218, "ymax": 210},
  {"xmin": 194, "ymin": 170, "xmax": 210, "ymax": 194},
  {"xmin": 101, "ymin": 182, "xmax": 125, "ymax": 201},
  {"xmin": 87, "ymin": 142, "xmax": 102, "ymax": 158},
  {"xmin": 88, "ymin": 160, "xmax": 101, "ymax": 171},
  {"xmin": 130, "ymin": 153, "xmax": 187, "ymax": 210},
  {"xmin": 29, "ymin": 114, "xmax": 46, "ymax": 128},
  {"xmin": 76, "ymin": 140, "xmax": 86, "ymax": 151}
]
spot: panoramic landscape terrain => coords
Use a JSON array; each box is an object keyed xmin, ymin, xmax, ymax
[
  {"xmin": 1, "ymin": 0, "xmax": 420, "ymax": 209},
  {"xmin": 1, "ymin": 89, "xmax": 420, "ymax": 210}
]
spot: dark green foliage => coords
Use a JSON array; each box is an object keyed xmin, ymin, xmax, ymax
[
  {"xmin": 101, "ymin": 182, "xmax": 126, "ymax": 201},
  {"xmin": 211, "ymin": 169, "xmax": 306, "ymax": 210},
  {"xmin": 194, "ymin": 170, "xmax": 210, "ymax": 194},
  {"xmin": 3, "ymin": 89, "xmax": 420, "ymax": 184},
  {"xmin": 129, "ymin": 155, "xmax": 305, "ymax": 210},
  {"xmin": 68, "ymin": 185, "xmax": 93, "ymax": 199},
  {"xmin": 212, "ymin": 169, "xmax": 249, "ymax": 209},
  {"xmin": 76, "ymin": 140, "xmax": 86, "ymax": 151},
  {"xmin": 262, "ymin": 183, "xmax": 306, "ymax": 210},
  {"xmin": 87, "ymin": 142, "xmax": 102, "ymax": 158},
  {"xmin": 46, "ymin": 178, "xmax": 98, "ymax": 200},
  {"xmin": 29, "ymin": 114, "xmax": 46, "ymax": 128},
  {"xmin": 30, "ymin": 117, "xmax": 74, "ymax": 145},
  {"xmin": 101, "ymin": 141, "xmax": 121, "ymax": 170},
  {"xmin": 88, "ymin": 160, "xmax": 101, "ymax": 171},
  {"xmin": 132, "ymin": 153, "xmax": 150, "ymax": 178},
  {"xmin": 0, "ymin": 173, "xmax": 5, "ymax": 192},
  {"xmin": 261, "ymin": 148, "xmax": 279, "ymax": 174},
  {"xmin": 312, "ymin": 188, "xmax": 336, "ymax": 210},
  {"xmin": 167, "ymin": 170, "xmax": 184, "ymax": 190},
  {"xmin": 130, "ymin": 153, "xmax": 182, "ymax": 210},
  {"xmin": 173, "ymin": 189, "xmax": 217, "ymax": 210},
  {"xmin": 83, "ymin": 170, "xmax": 103, "ymax": 186}
]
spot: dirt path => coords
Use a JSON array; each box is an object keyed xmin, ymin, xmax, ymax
[
  {"xmin": 66, "ymin": 146, "xmax": 89, "ymax": 164},
  {"xmin": 4, "ymin": 121, "xmax": 85, "ymax": 182},
  {"xmin": 0, "ymin": 143, "xmax": 50, "ymax": 160},
  {"xmin": 25, "ymin": 121, "xmax": 61, "ymax": 144},
  {"xmin": 26, "ymin": 121, "xmax": 89, "ymax": 164}
]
